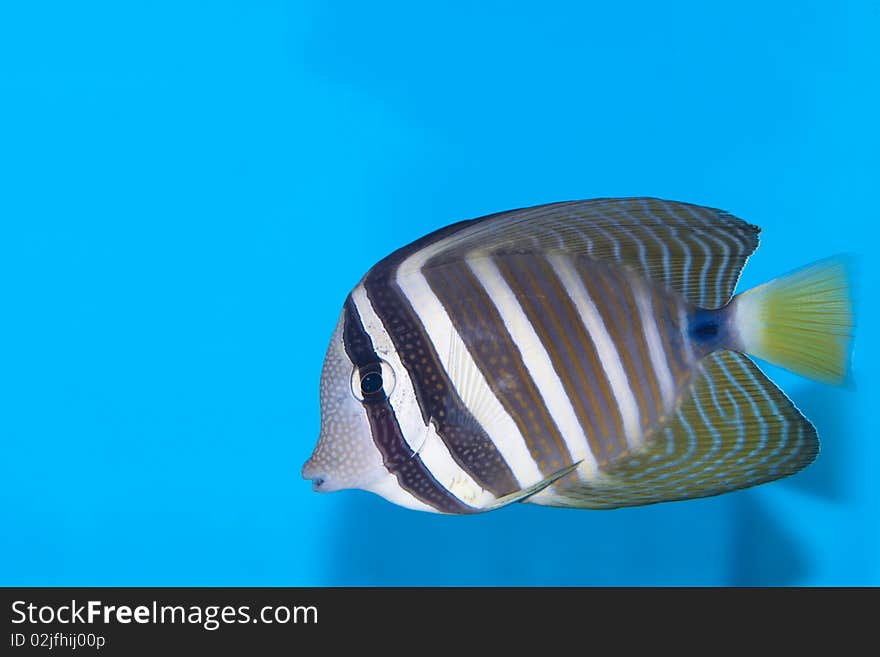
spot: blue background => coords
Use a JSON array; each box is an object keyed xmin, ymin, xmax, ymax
[{"xmin": 1, "ymin": 1, "xmax": 877, "ymax": 586}]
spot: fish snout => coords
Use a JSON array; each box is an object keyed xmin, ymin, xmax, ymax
[{"xmin": 301, "ymin": 457, "xmax": 332, "ymax": 492}]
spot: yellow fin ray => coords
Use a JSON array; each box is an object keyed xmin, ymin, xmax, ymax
[{"xmin": 733, "ymin": 255, "xmax": 855, "ymax": 385}]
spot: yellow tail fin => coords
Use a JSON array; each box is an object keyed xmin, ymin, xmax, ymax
[{"xmin": 732, "ymin": 255, "xmax": 855, "ymax": 384}]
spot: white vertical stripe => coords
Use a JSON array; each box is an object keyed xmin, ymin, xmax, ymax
[
  {"xmin": 368, "ymin": 475, "xmax": 440, "ymax": 513},
  {"xmin": 350, "ymin": 284, "xmax": 492, "ymax": 508},
  {"xmin": 394, "ymin": 255, "xmax": 545, "ymax": 489},
  {"xmin": 419, "ymin": 422, "xmax": 496, "ymax": 507},
  {"xmin": 350, "ymin": 284, "xmax": 428, "ymax": 456},
  {"xmin": 631, "ymin": 279, "xmax": 676, "ymax": 408},
  {"xmin": 548, "ymin": 254, "xmax": 643, "ymax": 449},
  {"xmin": 467, "ymin": 256, "xmax": 598, "ymax": 478},
  {"xmin": 678, "ymin": 303, "xmax": 696, "ymax": 364}
]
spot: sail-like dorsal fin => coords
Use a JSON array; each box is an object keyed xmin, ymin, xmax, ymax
[
  {"xmin": 411, "ymin": 197, "xmax": 760, "ymax": 309},
  {"xmin": 525, "ymin": 350, "xmax": 818, "ymax": 510}
]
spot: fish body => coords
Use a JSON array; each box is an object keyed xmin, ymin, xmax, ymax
[{"xmin": 303, "ymin": 198, "xmax": 853, "ymax": 513}]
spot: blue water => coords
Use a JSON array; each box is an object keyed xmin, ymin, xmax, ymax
[{"xmin": 1, "ymin": 1, "xmax": 877, "ymax": 586}]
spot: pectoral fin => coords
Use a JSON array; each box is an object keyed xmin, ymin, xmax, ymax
[{"xmin": 483, "ymin": 461, "xmax": 582, "ymax": 511}]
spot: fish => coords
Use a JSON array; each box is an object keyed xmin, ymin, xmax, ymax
[{"xmin": 302, "ymin": 197, "xmax": 854, "ymax": 514}]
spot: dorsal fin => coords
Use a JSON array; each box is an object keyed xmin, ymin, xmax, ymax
[
  {"xmin": 525, "ymin": 350, "xmax": 818, "ymax": 510},
  {"xmin": 413, "ymin": 197, "xmax": 760, "ymax": 309}
]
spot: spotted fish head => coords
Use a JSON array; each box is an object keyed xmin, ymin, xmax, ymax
[{"xmin": 301, "ymin": 310, "xmax": 390, "ymax": 494}]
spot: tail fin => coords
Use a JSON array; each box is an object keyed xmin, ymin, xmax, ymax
[{"xmin": 731, "ymin": 255, "xmax": 855, "ymax": 384}]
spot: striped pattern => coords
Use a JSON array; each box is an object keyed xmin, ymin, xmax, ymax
[
  {"xmin": 465, "ymin": 256, "xmax": 596, "ymax": 476},
  {"xmin": 341, "ymin": 298, "xmax": 478, "ymax": 514},
  {"xmin": 350, "ymin": 253, "xmax": 696, "ymax": 510},
  {"xmin": 322, "ymin": 197, "xmax": 813, "ymax": 513},
  {"xmin": 549, "ymin": 254, "xmax": 642, "ymax": 447},
  {"xmin": 418, "ymin": 259, "xmax": 577, "ymax": 479},
  {"xmin": 435, "ymin": 254, "xmax": 695, "ymax": 471},
  {"xmin": 534, "ymin": 351, "xmax": 818, "ymax": 509},
  {"xmin": 349, "ymin": 285, "xmax": 498, "ymax": 509},
  {"xmin": 415, "ymin": 197, "xmax": 760, "ymax": 309}
]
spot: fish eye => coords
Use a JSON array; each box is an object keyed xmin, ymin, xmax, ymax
[
  {"xmin": 351, "ymin": 359, "xmax": 396, "ymax": 402},
  {"xmin": 360, "ymin": 371, "xmax": 383, "ymax": 395}
]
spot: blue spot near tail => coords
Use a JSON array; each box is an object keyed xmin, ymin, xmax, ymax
[
  {"xmin": 693, "ymin": 320, "xmax": 719, "ymax": 339},
  {"xmin": 689, "ymin": 307, "xmax": 729, "ymax": 356}
]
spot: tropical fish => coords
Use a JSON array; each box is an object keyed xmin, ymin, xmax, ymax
[{"xmin": 302, "ymin": 198, "xmax": 854, "ymax": 513}]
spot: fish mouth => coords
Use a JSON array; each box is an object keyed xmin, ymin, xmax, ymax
[
  {"xmin": 302, "ymin": 456, "xmax": 338, "ymax": 492},
  {"xmin": 303, "ymin": 472, "xmax": 329, "ymax": 493},
  {"xmin": 301, "ymin": 460, "xmax": 325, "ymax": 491}
]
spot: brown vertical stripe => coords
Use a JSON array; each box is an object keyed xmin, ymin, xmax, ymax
[
  {"xmin": 585, "ymin": 264, "xmax": 655, "ymax": 434},
  {"xmin": 423, "ymin": 261, "xmax": 573, "ymax": 475},
  {"xmin": 518, "ymin": 256, "xmax": 610, "ymax": 459},
  {"xmin": 605, "ymin": 271, "xmax": 667, "ymax": 428},
  {"xmin": 646, "ymin": 283, "xmax": 690, "ymax": 388},
  {"xmin": 494, "ymin": 255, "xmax": 628, "ymax": 462}
]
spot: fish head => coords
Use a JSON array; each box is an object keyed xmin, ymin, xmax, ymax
[{"xmin": 301, "ymin": 306, "xmax": 394, "ymax": 495}]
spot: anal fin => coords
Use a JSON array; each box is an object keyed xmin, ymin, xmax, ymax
[{"xmin": 527, "ymin": 351, "xmax": 818, "ymax": 509}]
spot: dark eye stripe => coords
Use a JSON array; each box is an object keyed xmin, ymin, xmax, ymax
[
  {"xmin": 341, "ymin": 297, "xmax": 475, "ymax": 514},
  {"xmin": 362, "ymin": 258, "xmax": 520, "ymax": 499},
  {"xmin": 342, "ymin": 301, "xmax": 378, "ymax": 366}
]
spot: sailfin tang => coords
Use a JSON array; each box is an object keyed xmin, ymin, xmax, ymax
[{"xmin": 526, "ymin": 351, "xmax": 818, "ymax": 509}]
